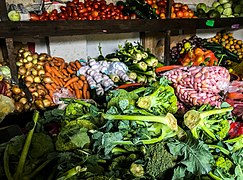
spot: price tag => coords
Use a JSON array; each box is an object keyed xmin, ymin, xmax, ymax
[
  {"xmin": 231, "ymin": 24, "xmax": 240, "ymax": 29},
  {"xmin": 206, "ymin": 20, "xmax": 215, "ymax": 27}
]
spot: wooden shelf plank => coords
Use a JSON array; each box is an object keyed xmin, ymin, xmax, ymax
[{"xmin": 0, "ymin": 18, "xmax": 242, "ymax": 38}]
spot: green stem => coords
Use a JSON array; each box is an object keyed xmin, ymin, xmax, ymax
[
  {"xmin": 199, "ymin": 121, "xmax": 217, "ymax": 140},
  {"xmin": 217, "ymin": 54, "xmax": 226, "ymax": 66},
  {"xmin": 200, "ymin": 107, "xmax": 233, "ymax": 119},
  {"xmin": 56, "ymin": 166, "xmax": 87, "ymax": 180},
  {"xmin": 208, "ymin": 144, "xmax": 230, "ymax": 155},
  {"xmin": 3, "ymin": 145, "xmax": 14, "ymax": 180},
  {"xmin": 131, "ymin": 87, "xmax": 147, "ymax": 94},
  {"xmin": 102, "ymin": 113, "xmax": 175, "ymax": 126},
  {"xmin": 14, "ymin": 110, "xmax": 39, "ymax": 180},
  {"xmin": 208, "ymin": 172, "xmax": 222, "ymax": 180},
  {"xmin": 24, "ymin": 156, "xmax": 56, "ymax": 180},
  {"xmin": 224, "ymin": 135, "xmax": 243, "ymax": 143}
]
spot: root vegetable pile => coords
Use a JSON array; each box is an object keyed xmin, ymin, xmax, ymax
[
  {"xmin": 44, "ymin": 59, "xmax": 90, "ymax": 101},
  {"xmin": 161, "ymin": 66, "xmax": 230, "ymax": 107}
]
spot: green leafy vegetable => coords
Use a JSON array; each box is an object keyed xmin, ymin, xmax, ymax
[
  {"xmin": 167, "ymin": 137, "xmax": 214, "ymax": 179},
  {"xmin": 183, "ymin": 105, "xmax": 233, "ymax": 142},
  {"xmin": 137, "ymin": 77, "xmax": 178, "ymax": 115}
]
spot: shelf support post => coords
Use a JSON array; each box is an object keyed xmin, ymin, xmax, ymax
[
  {"xmin": 0, "ymin": 0, "xmax": 8, "ymax": 21},
  {"xmin": 5, "ymin": 38, "xmax": 18, "ymax": 84}
]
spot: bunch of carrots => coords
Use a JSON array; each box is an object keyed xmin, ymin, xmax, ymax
[{"xmin": 43, "ymin": 57, "xmax": 90, "ymax": 101}]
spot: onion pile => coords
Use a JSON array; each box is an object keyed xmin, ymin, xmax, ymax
[{"xmin": 10, "ymin": 48, "xmax": 56, "ymax": 112}]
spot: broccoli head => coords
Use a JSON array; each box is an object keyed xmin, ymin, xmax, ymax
[
  {"xmin": 215, "ymin": 156, "xmax": 233, "ymax": 172},
  {"xmin": 144, "ymin": 141, "xmax": 177, "ymax": 179}
]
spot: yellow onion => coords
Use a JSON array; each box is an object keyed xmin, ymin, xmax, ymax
[
  {"xmin": 25, "ymin": 75, "xmax": 34, "ymax": 83},
  {"xmin": 43, "ymin": 77, "xmax": 53, "ymax": 84},
  {"xmin": 19, "ymin": 97, "xmax": 27, "ymax": 105},
  {"xmin": 28, "ymin": 84, "xmax": 37, "ymax": 93},
  {"xmin": 35, "ymin": 99, "xmax": 44, "ymax": 109},
  {"xmin": 32, "ymin": 69, "xmax": 38, "ymax": 76},
  {"xmin": 43, "ymin": 99, "xmax": 51, "ymax": 107},
  {"xmin": 12, "ymin": 86, "xmax": 21, "ymax": 95},
  {"xmin": 34, "ymin": 76, "xmax": 41, "ymax": 83},
  {"xmin": 38, "ymin": 69, "xmax": 45, "ymax": 76},
  {"xmin": 18, "ymin": 66, "xmax": 26, "ymax": 75},
  {"xmin": 24, "ymin": 62, "xmax": 33, "ymax": 69}
]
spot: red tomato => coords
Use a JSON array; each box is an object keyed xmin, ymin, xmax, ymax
[{"xmin": 91, "ymin": 10, "xmax": 99, "ymax": 18}]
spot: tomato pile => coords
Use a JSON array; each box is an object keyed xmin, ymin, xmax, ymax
[
  {"xmin": 31, "ymin": 0, "xmax": 130, "ymax": 21},
  {"xmin": 145, "ymin": 0, "xmax": 196, "ymax": 19}
]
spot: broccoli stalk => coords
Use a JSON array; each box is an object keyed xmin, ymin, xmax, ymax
[
  {"xmin": 223, "ymin": 135, "xmax": 243, "ymax": 152},
  {"xmin": 102, "ymin": 112, "xmax": 185, "ymax": 144},
  {"xmin": 183, "ymin": 107, "xmax": 233, "ymax": 141},
  {"xmin": 56, "ymin": 166, "xmax": 87, "ymax": 180}
]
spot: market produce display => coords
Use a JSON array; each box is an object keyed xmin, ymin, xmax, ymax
[
  {"xmin": 8, "ymin": 0, "xmax": 197, "ymax": 21},
  {"xmin": 6, "ymin": 48, "xmax": 91, "ymax": 112},
  {"xmin": 208, "ymin": 31, "xmax": 243, "ymax": 61},
  {"xmin": 1, "ymin": 28, "xmax": 243, "ymax": 180}
]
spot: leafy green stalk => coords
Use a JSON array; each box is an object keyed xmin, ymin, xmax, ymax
[
  {"xmin": 56, "ymin": 166, "xmax": 87, "ymax": 180},
  {"xmin": 207, "ymin": 144, "xmax": 230, "ymax": 155},
  {"xmin": 224, "ymin": 135, "xmax": 243, "ymax": 152},
  {"xmin": 14, "ymin": 110, "xmax": 39, "ymax": 180},
  {"xmin": 102, "ymin": 112, "xmax": 178, "ymax": 131},
  {"xmin": 137, "ymin": 78, "xmax": 178, "ymax": 115}
]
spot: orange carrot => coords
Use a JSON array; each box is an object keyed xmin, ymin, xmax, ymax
[
  {"xmin": 45, "ymin": 84, "xmax": 55, "ymax": 92},
  {"xmin": 75, "ymin": 60, "xmax": 82, "ymax": 69},
  {"xmin": 45, "ymin": 72, "xmax": 53, "ymax": 77},
  {"xmin": 74, "ymin": 83, "xmax": 81, "ymax": 99},
  {"xmin": 79, "ymin": 89, "xmax": 83, "ymax": 99},
  {"xmin": 49, "ymin": 90, "xmax": 54, "ymax": 99},
  {"xmin": 64, "ymin": 76, "xmax": 79, "ymax": 88},
  {"xmin": 50, "ymin": 76, "xmax": 60, "ymax": 86},
  {"xmin": 155, "ymin": 65, "xmax": 182, "ymax": 74},
  {"xmin": 62, "ymin": 69, "xmax": 69, "ymax": 77},
  {"xmin": 67, "ymin": 66, "xmax": 74, "ymax": 74},
  {"xmin": 60, "ymin": 63, "xmax": 65, "ymax": 71},
  {"xmin": 44, "ymin": 63, "xmax": 52, "ymax": 72},
  {"xmin": 54, "ymin": 62, "xmax": 62, "ymax": 67},
  {"xmin": 69, "ymin": 62, "xmax": 77, "ymax": 70},
  {"xmin": 60, "ymin": 78, "xmax": 65, "ymax": 87},
  {"xmin": 77, "ymin": 80, "xmax": 84, "ymax": 89},
  {"xmin": 54, "ymin": 57, "xmax": 65, "ymax": 63},
  {"xmin": 82, "ymin": 82, "xmax": 88, "ymax": 99},
  {"xmin": 63, "ymin": 77, "xmax": 70, "ymax": 82},
  {"xmin": 51, "ymin": 83, "xmax": 59, "ymax": 90},
  {"xmin": 51, "ymin": 67, "xmax": 63, "ymax": 78},
  {"xmin": 55, "ymin": 76, "xmax": 63, "ymax": 87},
  {"xmin": 79, "ymin": 75, "xmax": 86, "ymax": 81}
]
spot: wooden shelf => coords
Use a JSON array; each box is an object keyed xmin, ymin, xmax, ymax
[{"xmin": 0, "ymin": 17, "xmax": 242, "ymax": 38}]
